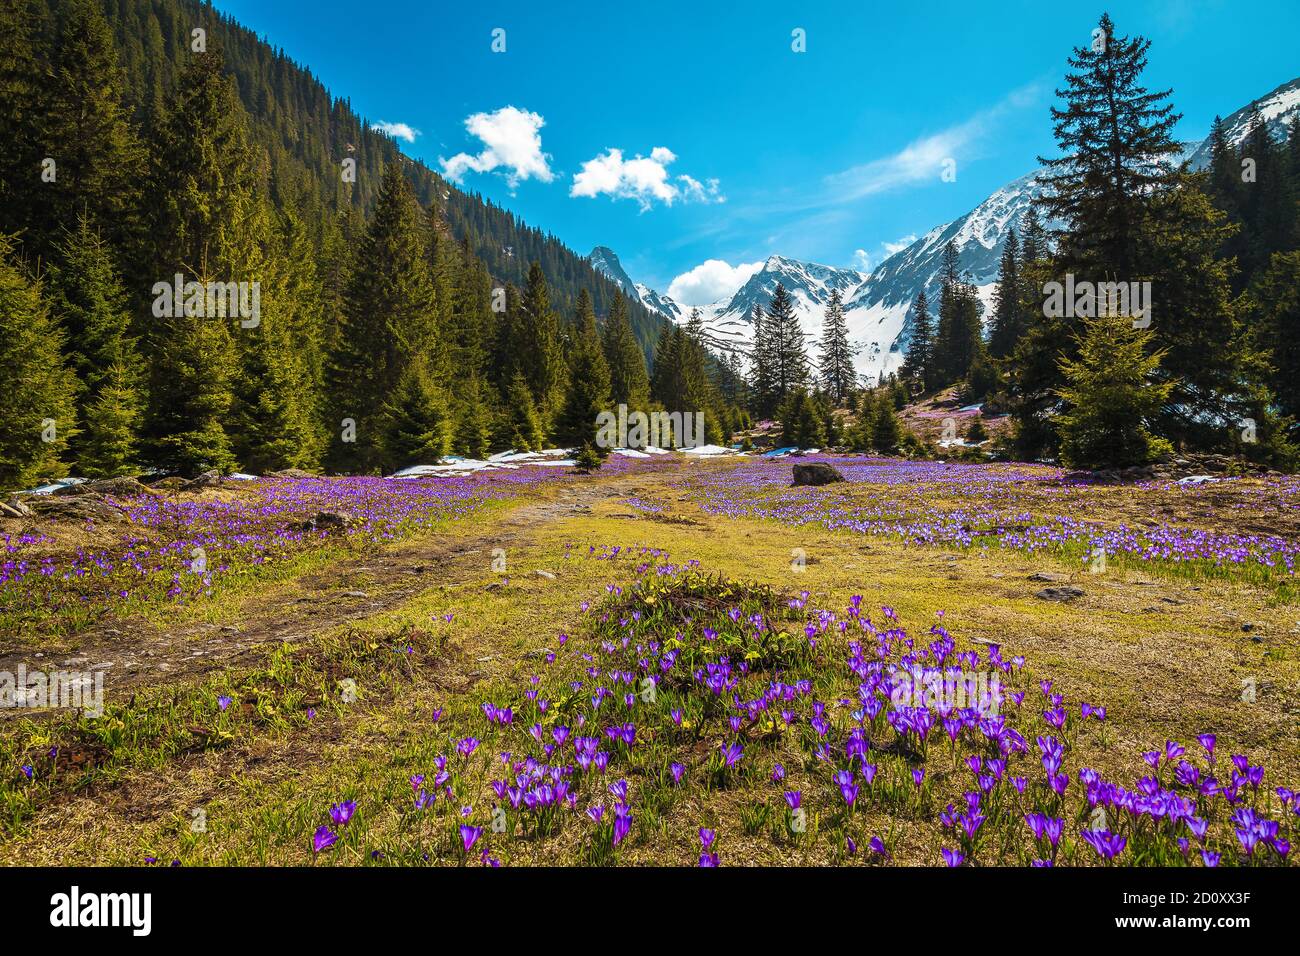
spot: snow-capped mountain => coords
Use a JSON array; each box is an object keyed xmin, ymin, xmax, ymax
[
  {"xmin": 633, "ymin": 283, "xmax": 683, "ymax": 322},
  {"xmin": 672, "ymin": 255, "xmax": 868, "ymax": 356},
  {"xmin": 1185, "ymin": 77, "xmax": 1300, "ymax": 170},
  {"xmin": 602, "ymin": 76, "xmax": 1299, "ymax": 384},
  {"xmin": 588, "ymin": 246, "xmax": 683, "ymax": 320}
]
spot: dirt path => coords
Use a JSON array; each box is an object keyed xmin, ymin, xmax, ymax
[{"xmin": 0, "ymin": 475, "xmax": 643, "ymax": 706}]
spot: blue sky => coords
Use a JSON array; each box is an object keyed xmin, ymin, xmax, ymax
[{"xmin": 214, "ymin": 0, "xmax": 1298, "ymax": 303}]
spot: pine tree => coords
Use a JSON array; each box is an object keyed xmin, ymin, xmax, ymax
[
  {"xmin": 500, "ymin": 371, "xmax": 545, "ymax": 451},
  {"xmin": 1037, "ymin": 13, "xmax": 1182, "ymax": 278},
  {"xmin": 46, "ymin": 216, "xmax": 142, "ymax": 475},
  {"xmin": 818, "ymin": 287, "xmax": 857, "ymax": 405},
  {"xmin": 780, "ymin": 390, "xmax": 826, "ymax": 448},
  {"xmin": 1055, "ymin": 313, "xmax": 1173, "ymax": 469},
  {"xmin": 0, "ymin": 236, "xmax": 78, "ymax": 489},
  {"xmin": 933, "ymin": 242, "xmax": 983, "ymax": 385},
  {"xmin": 231, "ymin": 214, "xmax": 326, "ymax": 474},
  {"xmin": 516, "ymin": 261, "xmax": 565, "ymax": 421},
  {"xmin": 380, "ymin": 358, "xmax": 451, "ymax": 470},
  {"xmin": 650, "ymin": 324, "xmax": 682, "ymax": 407},
  {"xmin": 988, "ymin": 230, "xmax": 1023, "ymax": 359},
  {"xmin": 327, "ymin": 162, "xmax": 438, "ymax": 472},
  {"xmin": 871, "ymin": 391, "xmax": 902, "ymax": 453},
  {"xmin": 1237, "ymin": 107, "xmax": 1296, "ymax": 285},
  {"xmin": 79, "ymin": 363, "xmax": 141, "ymax": 477},
  {"xmin": 36, "ymin": 0, "xmax": 144, "ymax": 265},
  {"xmin": 144, "ymin": 49, "xmax": 263, "ymax": 476},
  {"xmin": 900, "ymin": 289, "xmax": 935, "ymax": 391},
  {"xmin": 748, "ymin": 301, "xmax": 778, "ymax": 416},
  {"xmin": 601, "ymin": 291, "xmax": 650, "ymax": 411},
  {"xmin": 767, "ymin": 283, "xmax": 810, "ymax": 405},
  {"xmin": 0, "ymin": 0, "xmax": 48, "ymax": 251},
  {"xmin": 454, "ymin": 376, "xmax": 493, "ymax": 459},
  {"xmin": 554, "ymin": 289, "xmax": 612, "ymax": 450}
]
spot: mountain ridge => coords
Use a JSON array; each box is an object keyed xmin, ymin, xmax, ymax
[{"xmin": 603, "ymin": 74, "xmax": 1300, "ymax": 383}]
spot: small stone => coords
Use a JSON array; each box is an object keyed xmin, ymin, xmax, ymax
[
  {"xmin": 533, "ymin": 570, "xmax": 556, "ymax": 580},
  {"xmin": 1035, "ymin": 586, "xmax": 1085, "ymax": 602}
]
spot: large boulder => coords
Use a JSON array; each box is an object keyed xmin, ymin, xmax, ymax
[
  {"xmin": 179, "ymin": 470, "xmax": 222, "ymax": 492},
  {"xmin": 24, "ymin": 494, "xmax": 128, "ymax": 523},
  {"xmin": 792, "ymin": 462, "xmax": 845, "ymax": 487}
]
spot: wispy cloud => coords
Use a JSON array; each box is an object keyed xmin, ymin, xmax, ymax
[
  {"xmin": 371, "ymin": 120, "xmax": 421, "ymax": 143},
  {"xmin": 883, "ymin": 234, "xmax": 918, "ymax": 255},
  {"xmin": 823, "ymin": 83, "xmax": 1042, "ymax": 202},
  {"xmin": 441, "ymin": 106, "xmax": 554, "ymax": 190},
  {"xmin": 571, "ymin": 146, "xmax": 723, "ymax": 211}
]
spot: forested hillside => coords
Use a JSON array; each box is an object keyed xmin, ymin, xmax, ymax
[
  {"xmin": 92, "ymin": 0, "xmax": 668, "ymax": 346},
  {"xmin": 0, "ymin": 0, "xmax": 696, "ymax": 489}
]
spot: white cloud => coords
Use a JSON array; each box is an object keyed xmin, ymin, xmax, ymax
[
  {"xmin": 371, "ymin": 121, "xmax": 421, "ymax": 143},
  {"xmin": 667, "ymin": 258, "xmax": 763, "ymax": 305},
  {"xmin": 883, "ymin": 234, "xmax": 918, "ymax": 255},
  {"xmin": 823, "ymin": 82, "xmax": 1043, "ymax": 202},
  {"xmin": 440, "ymin": 106, "xmax": 554, "ymax": 189},
  {"xmin": 852, "ymin": 248, "xmax": 872, "ymax": 270},
  {"xmin": 571, "ymin": 146, "xmax": 723, "ymax": 210}
]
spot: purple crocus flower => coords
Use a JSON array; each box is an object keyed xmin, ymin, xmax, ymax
[
  {"xmin": 720, "ymin": 742, "xmax": 743, "ymax": 769},
  {"xmin": 217, "ymin": 695, "xmax": 232, "ymax": 712},
  {"xmin": 612, "ymin": 804, "xmax": 632, "ymax": 846},
  {"xmin": 329, "ymin": 800, "xmax": 356, "ymax": 826},
  {"xmin": 941, "ymin": 848, "xmax": 964, "ymax": 867},
  {"xmin": 460, "ymin": 824, "xmax": 482, "ymax": 852},
  {"xmin": 312, "ymin": 825, "xmax": 337, "ymax": 853},
  {"xmin": 1080, "ymin": 830, "xmax": 1127, "ymax": 860}
]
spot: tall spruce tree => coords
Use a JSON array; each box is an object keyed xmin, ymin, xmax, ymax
[
  {"xmin": 145, "ymin": 49, "xmax": 265, "ymax": 476},
  {"xmin": 46, "ymin": 216, "xmax": 142, "ymax": 476},
  {"xmin": 818, "ymin": 287, "xmax": 857, "ymax": 405},
  {"xmin": 0, "ymin": 236, "xmax": 78, "ymax": 489},
  {"xmin": 327, "ymin": 162, "xmax": 438, "ymax": 472},
  {"xmin": 602, "ymin": 291, "xmax": 650, "ymax": 411},
  {"xmin": 900, "ymin": 289, "xmax": 935, "ymax": 392},
  {"xmin": 1037, "ymin": 13, "xmax": 1182, "ymax": 278},
  {"xmin": 767, "ymin": 283, "xmax": 810, "ymax": 407},
  {"xmin": 933, "ymin": 242, "xmax": 983, "ymax": 385},
  {"xmin": 0, "ymin": 0, "xmax": 47, "ymax": 253},
  {"xmin": 516, "ymin": 261, "xmax": 565, "ymax": 423},
  {"xmin": 749, "ymin": 301, "xmax": 778, "ymax": 417},
  {"xmin": 554, "ymin": 290, "xmax": 612, "ymax": 450},
  {"xmin": 988, "ymin": 230, "xmax": 1024, "ymax": 360},
  {"xmin": 36, "ymin": 0, "xmax": 144, "ymax": 266}
]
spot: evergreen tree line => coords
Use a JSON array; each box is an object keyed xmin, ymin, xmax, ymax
[{"xmin": 896, "ymin": 14, "xmax": 1300, "ymax": 469}]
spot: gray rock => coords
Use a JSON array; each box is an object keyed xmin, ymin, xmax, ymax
[
  {"xmin": 792, "ymin": 463, "xmax": 845, "ymax": 487},
  {"xmin": 179, "ymin": 470, "xmax": 222, "ymax": 492},
  {"xmin": 53, "ymin": 477, "xmax": 152, "ymax": 498},
  {"xmin": 1035, "ymin": 586, "xmax": 1085, "ymax": 602},
  {"xmin": 26, "ymin": 495, "xmax": 127, "ymax": 523}
]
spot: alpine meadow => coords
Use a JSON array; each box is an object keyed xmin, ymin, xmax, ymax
[{"xmin": 1, "ymin": 0, "xmax": 1300, "ymax": 929}]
